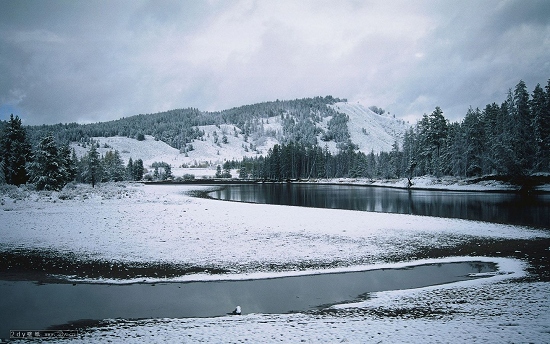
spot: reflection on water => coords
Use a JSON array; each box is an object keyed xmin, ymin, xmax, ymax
[
  {"xmin": 210, "ymin": 184, "xmax": 550, "ymax": 228},
  {"xmin": 0, "ymin": 262, "xmax": 494, "ymax": 336}
]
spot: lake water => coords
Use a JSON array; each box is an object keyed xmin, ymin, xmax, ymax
[
  {"xmin": 0, "ymin": 261, "xmax": 494, "ymax": 336},
  {"xmin": 209, "ymin": 184, "xmax": 550, "ymax": 228}
]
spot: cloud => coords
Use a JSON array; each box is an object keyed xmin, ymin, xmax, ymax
[{"xmin": 0, "ymin": 0, "xmax": 549, "ymax": 125}]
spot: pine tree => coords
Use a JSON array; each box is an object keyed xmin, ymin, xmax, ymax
[
  {"xmin": 238, "ymin": 165, "xmax": 248, "ymax": 179},
  {"xmin": 126, "ymin": 158, "xmax": 134, "ymax": 181},
  {"xmin": 132, "ymin": 159, "xmax": 144, "ymax": 181},
  {"xmin": 222, "ymin": 161, "xmax": 232, "ymax": 178},
  {"xmin": 28, "ymin": 134, "xmax": 67, "ymax": 190},
  {"xmin": 427, "ymin": 107, "xmax": 448, "ymax": 176},
  {"xmin": 0, "ymin": 115, "xmax": 32, "ymax": 185},
  {"xmin": 83, "ymin": 145, "xmax": 101, "ymax": 187},
  {"xmin": 103, "ymin": 150, "xmax": 125, "ymax": 182},
  {"xmin": 530, "ymin": 83, "xmax": 547, "ymax": 171},
  {"xmin": 462, "ymin": 107, "xmax": 484, "ymax": 176},
  {"xmin": 481, "ymin": 103, "xmax": 500, "ymax": 174},
  {"xmin": 389, "ymin": 141, "xmax": 402, "ymax": 178},
  {"xmin": 512, "ymin": 80, "xmax": 534, "ymax": 174},
  {"xmin": 543, "ymin": 80, "xmax": 550, "ymax": 171},
  {"xmin": 60, "ymin": 144, "xmax": 77, "ymax": 183}
]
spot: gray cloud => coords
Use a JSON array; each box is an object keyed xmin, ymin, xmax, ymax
[{"xmin": 1, "ymin": 0, "xmax": 549, "ymax": 125}]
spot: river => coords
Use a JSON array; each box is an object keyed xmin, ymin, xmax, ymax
[{"xmin": 209, "ymin": 183, "xmax": 550, "ymax": 228}]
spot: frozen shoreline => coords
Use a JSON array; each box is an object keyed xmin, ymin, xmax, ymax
[
  {"xmin": 1, "ymin": 182, "xmax": 549, "ymax": 343},
  {"xmin": 61, "ymin": 255, "xmax": 524, "ymax": 285}
]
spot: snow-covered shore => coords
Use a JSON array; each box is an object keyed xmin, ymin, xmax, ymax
[
  {"xmin": 303, "ymin": 175, "xmax": 542, "ymax": 192},
  {"xmin": 1, "ymin": 182, "xmax": 549, "ymax": 343}
]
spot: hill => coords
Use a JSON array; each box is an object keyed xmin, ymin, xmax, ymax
[
  {"xmin": 71, "ymin": 102, "xmax": 409, "ymax": 175},
  {"xmin": 31, "ymin": 96, "xmax": 409, "ymax": 176}
]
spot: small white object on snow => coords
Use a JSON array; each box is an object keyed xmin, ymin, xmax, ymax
[{"xmin": 233, "ymin": 306, "xmax": 241, "ymax": 315}]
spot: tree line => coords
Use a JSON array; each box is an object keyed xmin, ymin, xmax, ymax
[
  {"xmin": 230, "ymin": 79, "xmax": 549, "ymax": 181},
  {"xmin": 24, "ymin": 96, "xmax": 346, "ymax": 151},
  {"xmin": 0, "ymin": 115, "xmax": 145, "ymax": 190},
  {"xmin": 401, "ymin": 79, "xmax": 550, "ymax": 178}
]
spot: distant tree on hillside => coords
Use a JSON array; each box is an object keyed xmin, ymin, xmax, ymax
[{"xmin": 369, "ymin": 106, "xmax": 385, "ymax": 115}]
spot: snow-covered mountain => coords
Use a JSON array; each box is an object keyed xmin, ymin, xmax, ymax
[{"xmin": 70, "ymin": 101, "xmax": 410, "ymax": 176}]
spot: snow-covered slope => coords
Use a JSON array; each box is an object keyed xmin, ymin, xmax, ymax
[
  {"xmin": 331, "ymin": 102, "xmax": 410, "ymax": 153},
  {"xmin": 70, "ymin": 102, "xmax": 410, "ymax": 176}
]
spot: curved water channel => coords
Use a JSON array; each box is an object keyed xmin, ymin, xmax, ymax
[{"xmin": 1, "ymin": 261, "xmax": 495, "ymax": 335}]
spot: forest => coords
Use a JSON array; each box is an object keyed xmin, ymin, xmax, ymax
[
  {"xmin": 21, "ymin": 96, "xmax": 346, "ymax": 151},
  {"xmin": 229, "ymin": 79, "xmax": 550, "ymax": 182},
  {"xmin": 1, "ymin": 79, "xmax": 549, "ymax": 191}
]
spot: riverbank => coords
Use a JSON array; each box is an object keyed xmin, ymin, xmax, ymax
[
  {"xmin": 1, "ymin": 182, "xmax": 549, "ymax": 342},
  {"xmin": 148, "ymin": 174, "xmax": 550, "ymax": 193},
  {"xmin": 299, "ymin": 175, "xmax": 550, "ymax": 192}
]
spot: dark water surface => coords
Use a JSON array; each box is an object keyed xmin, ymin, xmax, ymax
[
  {"xmin": 0, "ymin": 262, "xmax": 494, "ymax": 337},
  {"xmin": 209, "ymin": 184, "xmax": 550, "ymax": 228}
]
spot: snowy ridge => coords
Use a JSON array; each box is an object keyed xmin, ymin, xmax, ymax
[{"xmin": 331, "ymin": 102, "xmax": 409, "ymax": 153}]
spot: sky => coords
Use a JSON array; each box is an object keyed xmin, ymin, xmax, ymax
[{"xmin": 1, "ymin": 0, "xmax": 549, "ymax": 126}]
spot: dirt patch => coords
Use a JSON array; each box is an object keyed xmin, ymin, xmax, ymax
[
  {"xmin": 0, "ymin": 248, "xmax": 229, "ymax": 282},
  {"xmin": 410, "ymin": 237, "xmax": 550, "ymax": 282}
]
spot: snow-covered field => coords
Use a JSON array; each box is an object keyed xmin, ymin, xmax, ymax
[{"xmin": 1, "ymin": 183, "xmax": 549, "ymax": 343}]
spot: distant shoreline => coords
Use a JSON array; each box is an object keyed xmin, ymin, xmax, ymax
[{"xmin": 143, "ymin": 174, "xmax": 550, "ymax": 194}]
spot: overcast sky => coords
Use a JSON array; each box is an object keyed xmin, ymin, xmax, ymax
[{"xmin": 1, "ymin": 0, "xmax": 549, "ymax": 126}]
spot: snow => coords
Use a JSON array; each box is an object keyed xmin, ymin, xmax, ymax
[
  {"xmin": 2, "ymin": 183, "xmax": 549, "ymax": 343},
  {"xmin": 307, "ymin": 175, "xmax": 522, "ymax": 192},
  {"xmin": 2, "ymin": 184, "xmax": 547, "ymax": 268},
  {"xmin": 330, "ymin": 102, "xmax": 410, "ymax": 153}
]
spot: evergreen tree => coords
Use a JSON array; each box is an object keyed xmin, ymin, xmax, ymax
[
  {"xmin": 132, "ymin": 159, "xmax": 144, "ymax": 181},
  {"xmin": 531, "ymin": 82, "xmax": 550, "ymax": 171},
  {"xmin": 222, "ymin": 161, "xmax": 232, "ymax": 178},
  {"xmin": 389, "ymin": 141, "xmax": 402, "ymax": 178},
  {"xmin": 0, "ymin": 160, "xmax": 5, "ymax": 184},
  {"xmin": 238, "ymin": 165, "xmax": 248, "ymax": 179},
  {"xmin": 164, "ymin": 164, "xmax": 173, "ymax": 180},
  {"xmin": 512, "ymin": 80, "xmax": 534, "ymax": 174},
  {"xmin": 103, "ymin": 150, "xmax": 125, "ymax": 182},
  {"xmin": 60, "ymin": 144, "xmax": 77, "ymax": 182},
  {"xmin": 28, "ymin": 134, "xmax": 67, "ymax": 190},
  {"xmin": 0, "ymin": 115, "xmax": 32, "ymax": 185},
  {"xmin": 481, "ymin": 103, "xmax": 500, "ymax": 174},
  {"xmin": 83, "ymin": 144, "xmax": 101, "ymax": 187},
  {"xmin": 543, "ymin": 80, "xmax": 550, "ymax": 170},
  {"xmin": 462, "ymin": 107, "xmax": 484, "ymax": 176},
  {"xmin": 126, "ymin": 158, "xmax": 134, "ymax": 181},
  {"xmin": 427, "ymin": 107, "xmax": 448, "ymax": 176}
]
